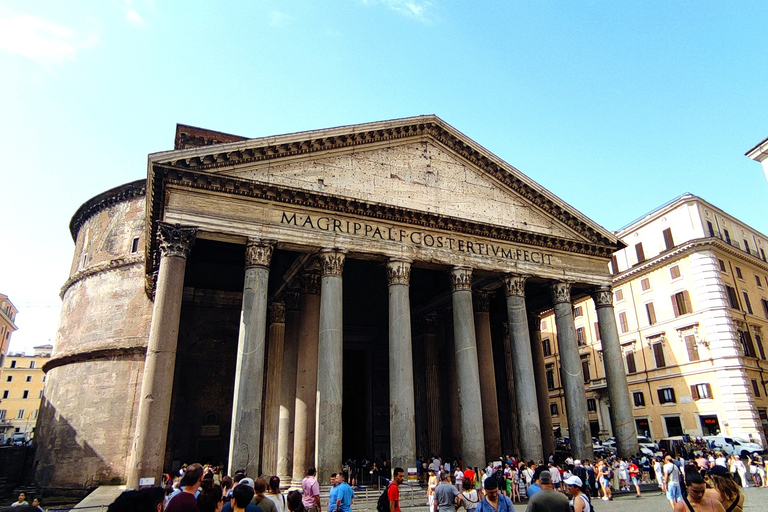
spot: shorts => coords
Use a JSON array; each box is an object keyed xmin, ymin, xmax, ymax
[
  {"xmin": 631, "ymin": 476, "xmax": 639, "ymax": 486},
  {"xmin": 666, "ymin": 483, "xmax": 682, "ymax": 502},
  {"xmin": 601, "ymin": 477, "xmax": 611, "ymax": 487}
]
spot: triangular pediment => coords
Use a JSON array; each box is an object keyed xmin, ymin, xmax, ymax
[{"xmin": 150, "ymin": 115, "xmax": 619, "ymax": 250}]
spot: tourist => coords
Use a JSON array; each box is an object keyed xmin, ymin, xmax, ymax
[
  {"xmin": 459, "ymin": 471, "xmax": 480, "ymax": 511},
  {"xmin": 628, "ymin": 459, "xmax": 641, "ymax": 497},
  {"xmin": 31, "ymin": 497, "xmax": 44, "ymax": 512},
  {"xmin": 476, "ymin": 477, "xmax": 513, "ymax": 512},
  {"xmin": 198, "ymin": 484, "xmax": 224, "ymax": 512},
  {"xmin": 107, "ymin": 487, "xmax": 165, "ymax": 512},
  {"xmin": 433, "ymin": 467, "xmax": 461, "ymax": 512},
  {"xmin": 704, "ymin": 465, "xmax": 743, "ymax": 512},
  {"xmin": 168, "ymin": 463, "xmax": 205, "ymax": 512},
  {"xmin": 287, "ymin": 491, "xmax": 305, "ymax": 512},
  {"xmin": 664, "ymin": 455, "xmax": 683, "ymax": 509},
  {"xmin": 674, "ymin": 472, "xmax": 725, "ymax": 512},
  {"xmin": 10, "ymin": 492, "xmax": 28, "ymax": 507},
  {"xmin": 564, "ymin": 476, "xmax": 591, "ymax": 512},
  {"xmin": 266, "ymin": 476, "xmax": 286, "ymax": 512},
  {"xmin": 598, "ymin": 460, "xmax": 612, "ymax": 501},
  {"xmin": 388, "ymin": 467, "xmax": 405, "ymax": 512},
  {"xmin": 253, "ymin": 478, "xmax": 277, "ymax": 512},
  {"xmin": 427, "ymin": 468, "xmax": 438, "ymax": 508},
  {"xmin": 454, "ymin": 465, "xmax": 464, "ymax": 491},
  {"xmin": 525, "ymin": 471, "xmax": 569, "ymax": 512},
  {"xmin": 302, "ymin": 468, "xmax": 321, "ymax": 512},
  {"xmin": 334, "ymin": 472, "xmax": 354, "ymax": 512}
]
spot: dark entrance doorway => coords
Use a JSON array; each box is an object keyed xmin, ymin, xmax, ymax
[
  {"xmin": 665, "ymin": 416, "xmax": 684, "ymax": 437},
  {"xmin": 700, "ymin": 415, "xmax": 720, "ymax": 436},
  {"xmin": 635, "ymin": 418, "xmax": 650, "ymax": 438}
]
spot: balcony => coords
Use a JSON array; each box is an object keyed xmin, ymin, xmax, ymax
[{"xmin": 708, "ymin": 231, "xmax": 767, "ymax": 262}]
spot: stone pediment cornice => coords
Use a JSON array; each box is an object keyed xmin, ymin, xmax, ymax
[
  {"xmin": 69, "ymin": 179, "xmax": 146, "ymax": 241},
  {"xmin": 612, "ymin": 237, "xmax": 768, "ymax": 285},
  {"xmin": 144, "ymin": 165, "xmax": 620, "ymax": 295},
  {"xmin": 149, "ymin": 115, "xmax": 619, "ymax": 249}
]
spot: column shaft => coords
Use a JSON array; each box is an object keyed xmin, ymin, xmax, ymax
[
  {"xmin": 474, "ymin": 292, "xmax": 501, "ymax": 461},
  {"xmin": 503, "ymin": 275, "xmax": 543, "ymax": 462},
  {"xmin": 292, "ymin": 273, "xmax": 321, "ymax": 483},
  {"xmin": 228, "ymin": 239, "xmax": 274, "ymax": 476},
  {"xmin": 593, "ymin": 288, "xmax": 639, "ymax": 458},
  {"xmin": 501, "ymin": 324, "xmax": 520, "ymax": 457},
  {"xmin": 261, "ymin": 302, "xmax": 286, "ymax": 475},
  {"xmin": 127, "ymin": 222, "xmax": 196, "ymax": 489},
  {"xmin": 449, "ymin": 267, "xmax": 485, "ymax": 468},
  {"xmin": 316, "ymin": 249, "xmax": 346, "ymax": 483},
  {"xmin": 277, "ymin": 291, "xmax": 300, "ymax": 480},
  {"xmin": 551, "ymin": 282, "xmax": 594, "ymax": 461},
  {"xmin": 387, "ymin": 259, "xmax": 416, "ymax": 471},
  {"xmin": 424, "ymin": 315, "xmax": 442, "ymax": 457},
  {"xmin": 528, "ymin": 311, "xmax": 555, "ymax": 459}
]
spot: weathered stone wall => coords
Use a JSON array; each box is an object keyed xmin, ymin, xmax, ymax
[{"xmin": 36, "ymin": 182, "xmax": 152, "ymax": 488}]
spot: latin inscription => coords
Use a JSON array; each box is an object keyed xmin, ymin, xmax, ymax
[{"xmin": 280, "ymin": 211, "xmax": 553, "ymax": 265}]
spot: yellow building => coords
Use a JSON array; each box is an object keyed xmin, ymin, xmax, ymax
[
  {"xmin": 0, "ymin": 293, "xmax": 18, "ymax": 368},
  {"xmin": 0, "ymin": 344, "xmax": 52, "ymax": 442},
  {"xmin": 542, "ymin": 194, "xmax": 768, "ymax": 446}
]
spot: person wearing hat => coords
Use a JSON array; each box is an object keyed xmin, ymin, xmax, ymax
[
  {"xmin": 704, "ymin": 465, "xmax": 744, "ymax": 512},
  {"xmin": 564, "ymin": 476, "xmax": 591, "ymax": 512},
  {"xmin": 475, "ymin": 475, "xmax": 513, "ymax": 512},
  {"xmin": 525, "ymin": 470, "xmax": 569, "ymax": 512}
]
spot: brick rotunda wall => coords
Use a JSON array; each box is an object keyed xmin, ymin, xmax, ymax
[{"xmin": 35, "ymin": 180, "xmax": 153, "ymax": 488}]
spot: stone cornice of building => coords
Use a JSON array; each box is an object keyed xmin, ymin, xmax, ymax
[
  {"xmin": 69, "ymin": 179, "xmax": 146, "ymax": 241},
  {"xmin": 42, "ymin": 345, "xmax": 146, "ymax": 373},
  {"xmin": 746, "ymin": 135, "xmax": 768, "ymax": 162},
  {"xmin": 60, "ymin": 255, "xmax": 144, "ymax": 299},
  {"xmin": 148, "ymin": 115, "xmax": 619, "ymax": 248},
  {"xmin": 612, "ymin": 236, "xmax": 768, "ymax": 286}
]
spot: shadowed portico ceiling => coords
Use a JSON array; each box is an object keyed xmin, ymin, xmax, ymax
[{"xmin": 145, "ymin": 115, "xmax": 622, "ymax": 289}]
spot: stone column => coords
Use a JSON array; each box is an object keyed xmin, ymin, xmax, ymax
[
  {"xmin": 387, "ymin": 258, "xmax": 416, "ymax": 472},
  {"xmin": 501, "ymin": 323, "xmax": 520, "ymax": 457},
  {"xmin": 277, "ymin": 290, "xmax": 300, "ymax": 480},
  {"xmin": 551, "ymin": 282, "xmax": 594, "ymax": 460},
  {"xmin": 316, "ymin": 249, "xmax": 346, "ymax": 483},
  {"xmin": 292, "ymin": 272, "xmax": 321, "ymax": 484},
  {"xmin": 228, "ymin": 239, "xmax": 275, "ymax": 476},
  {"xmin": 127, "ymin": 222, "xmax": 196, "ymax": 489},
  {"xmin": 503, "ymin": 274, "xmax": 543, "ymax": 462},
  {"xmin": 528, "ymin": 311, "xmax": 555, "ymax": 459},
  {"xmin": 449, "ymin": 266, "xmax": 485, "ymax": 468},
  {"xmin": 261, "ymin": 301, "xmax": 286, "ymax": 475},
  {"xmin": 592, "ymin": 287, "xmax": 639, "ymax": 458},
  {"xmin": 474, "ymin": 291, "xmax": 502, "ymax": 461},
  {"xmin": 424, "ymin": 314, "xmax": 442, "ymax": 457}
]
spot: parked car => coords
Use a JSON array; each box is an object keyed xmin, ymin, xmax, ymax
[
  {"xmin": 10, "ymin": 433, "xmax": 27, "ymax": 446},
  {"xmin": 601, "ymin": 436, "xmax": 658, "ymax": 457},
  {"xmin": 703, "ymin": 436, "xmax": 764, "ymax": 456}
]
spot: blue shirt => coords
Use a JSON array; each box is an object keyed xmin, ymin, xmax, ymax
[
  {"xmin": 328, "ymin": 485, "xmax": 339, "ymax": 512},
  {"xmin": 477, "ymin": 495, "xmax": 514, "ymax": 512},
  {"xmin": 335, "ymin": 482, "xmax": 354, "ymax": 512},
  {"xmin": 527, "ymin": 483, "xmax": 542, "ymax": 497}
]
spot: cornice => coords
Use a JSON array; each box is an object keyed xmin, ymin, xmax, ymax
[
  {"xmin": 69, "ymin": 180, "xmax": 146, "ymax": 242},
  {"xmin": 612, "ymin": 236, "xmax": 768, "ymax": 285},
  {"xmin": 42, "ymin": 345, "xmax": 146, "ymax": 373},
  {"xmin": 60, "ymin": 255, "xmax": 144, "ymax": 298}
]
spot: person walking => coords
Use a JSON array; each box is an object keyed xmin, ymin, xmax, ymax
[
  {"xmin": 564, "ymin": 476, "xmax": 592, "ymax": 512},
  {"xmin": 389, "ymin": 467, "xmax": 405, "ymax": 512},
  {"xmin": 674, "ymin": 472, "xmax": 725, "ymax": 512},
  {"xmin": 476, "ymin": 477, "xmax": 513, "ymax": 512},
  {"xmin": 433, "ymin": 468, "xmax": 461, "ymax": 512},
  {"xmin": 525, "ymin": 471, "xmax": 569, "ymax": 512}
]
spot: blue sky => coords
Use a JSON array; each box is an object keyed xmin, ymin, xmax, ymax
[{"xmin": 1, "ymin": 1, "xmax": 767, "ymax": 354}]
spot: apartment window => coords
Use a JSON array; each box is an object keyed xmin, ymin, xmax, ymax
[
  {"xmin": 663, "ymin": 228, "xmax": 674, "ymax": 250},
  {"xmin": 756, "ymin": 275, "xmax": 763, "ymax": 288},
  {"xmin": 542, "ymin": 338, "xmax": 552, "ymax": 356},
  {"xmin": 38, "ymin": 390, "xmax": 43, "ymax": 399},
  {"xmin": 5, "ymin": 375, "xmax": 11, "ymax": 382},
  {"xmin": 611, "ymin": 255, "xmax": 619, "ymax": 275},
  {"xmin": 1, "ymin": 391, "xmax": 8, "ymax": 399},
  {"xmin": 25, "ymin": 376, "xmax": 31, "ymax": 382},
  {"xmin": 10, "ymin": 360, "xmax": 16, "ymax": 368},
  {"xmin": 646, "ymin": 302, "xmax": 657, "ymax": 325},
  {"xmin": 743, "ymin": 292, "xmax": 754, "ymax": 314},
  {"xmin": 131, "ymin": 237, "xmax": 140, "ymax": 253},
  {"xmin": 736, "ymin": 267, "xmax": 744, "ymax": 279},
  {"xmin": 0, "ymin": 410, "xmax": 5, "ymax": 420},
  {"xmin": 615, "ymin": 288, "xmax": 624, "ymax": 302},
  {"xmin": 653, "ymin": 342, "xmax": 666, "ymax": 368},
  {"xmin": 726, "ymin": 286, "xmax": 741, "ymax": 309},
  {"xmin": 79, "ymin": 252, "xmax": 88, "ymax": 270},
  {"xmin": 691, "ymin": 383, "xmax": 712, "ymax": 400},
  {"xmin": 550, "ymin": 403, "xmax": 559, "ymax": 416},
  {"xmin": 635, "ymin": 243, "xmax": 646, "ymax": 263},
  {"xmin": 576, "ymin": 327, "xmax": 586, "ymax": 346},
  {"xmin": 640, "ymin": 278, "xmax": 651, "ymax": 291},
  {"xmin": 724, "ymin": 229, "xmax": 731, "ymax": 244},
  {"xmin": 29, "ymin": 361, "xmax": 35, "ymax": 369},
  {"xmin": 670, "ymin": 265, "xmax": 681, "ymax": 279},
  {"xmin": 33, "ymin": 409, "xmax": 38, "ymax": 419},
  {"xmin": 738, "ymin": 330, "xmax": 758, "ymax": 358},
  {"xmin": 762, "ymin": 299, "xmax": 768, "ymax": 319},
  {"xmin": 587, "ymin": 398, "xmax": 597, "ymax": 412},
  {"xmin": 546, "ymin": 364, "xmax": 555, "ymax": 390},
  {"xmin": 719, "ymin": 259, "xmax": 726, "ymax": 272},
  {"xmin": 658, "ymin": 387, "xmax": 676, "ymax": 404},
  {"xmin": 16, "ymin": 409, "xmax": 25, "ymax": 419},
  {"xmin": 625, "ymin": 351, "xmax": 637, "ymax": 374},
  {"xmin": 633, "ymin": 391, "xmax": 645, "ymax": 407},
  {"xmin": 541, "ymin": 319, "xmax": 548, "ymax": 331},
  {"xmin": 574, "ymin": 306, "xmax": 583, "ymax": 318},
  {"xmin": 744, "ymin": 239, "xmax": 750, "ymax": 253},
  {"xmin": 581, "ymin": 357, "xmax": 591, "ymax": 383},
  {"xmin": 671, "ymin": 291, "xmax": 693, "ymax": 316},
  {"xmin": 762, "ymin": 248, "xmax": 767, "ymax": 261},
  {"xmin": 755, "ymin": 334, "xmax": 766, "ymax": 360},
  {"xmin": 707, "ymin": 221, "xmax": 715, "ymax": 237},
  {"xmin": 684, "ymin": 334, "xmax": 700, "ymax": 362},
  {"xmin": 22, "ymin": 390, "xmax": 29, "ymax": 399},
  {"xmin": 752, "ymin": 379, "xmax": 762, "ymax": 397},
  {"xmin": 619, "ymin": 312, "xmax": 629, "ymax": 333}
]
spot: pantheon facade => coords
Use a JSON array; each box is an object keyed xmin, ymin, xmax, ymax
[{"xmin": 35, "ymin": 116, "xmax": 638, "ymax": 489}]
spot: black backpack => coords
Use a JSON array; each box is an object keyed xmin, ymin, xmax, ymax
[{"xmin": 376, "ymin": 483, "xmax": 391, "ymax": 512}]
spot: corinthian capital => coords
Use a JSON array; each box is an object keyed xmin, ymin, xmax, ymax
[
  {"xmin": 157, "ymin": 222, "xmax": 197, "ymax": 259},
  {"xmin": 591, "ymin": 287, "xmax": 614, "ymax": 309},
  {"xmin": 386, "ymin": 258, "xmax": 412, "ymax": 285},
  {"xmin": 269, "ymin": 302, "xmax": 286, "ymax": 323},
  {"xmin": 550, "ymin": 281, "xmax": 572, "ymax": 305},
  {"xmin": 319, "ymin": 249, "xmax": 346, "ymax": 277},
  {"xmin": 473, "ymin": 291, "xmax": 492, "ymax": 312},
  {"xmin": 449, "ymin": 266, "xmax": 473, "ymax": 291},
  {"xmin": 301, "ymin": 271, "xmax": 321, "ymax": 295},
  {"xmin": 503, "ymin": 274, "xmax": 527, "ymax": 297},
  {"xmin": 245, "ymin": 239, "xmax": 276, "ymax": 269}
]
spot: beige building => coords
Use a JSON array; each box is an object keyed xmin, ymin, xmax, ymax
[
  {"xmin": 0, "ymin": 293, "xmax": 18, "ymax": 368},
  {"xmin": 0, "ymin": 344, "xmax": 52, "ymax": 442},
  {"xmin": 542, "ymin": 193, "xmax": 768, "ymax": 445}
]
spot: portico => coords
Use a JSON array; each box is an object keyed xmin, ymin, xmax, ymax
[{"xmin": 125, "ymin": 116, "xmax": 637, "ymax": 488}]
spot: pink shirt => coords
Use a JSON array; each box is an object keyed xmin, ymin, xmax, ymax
[{"xmin": 302, "ymin": 476, "xmax": 320, "ymax": 508}]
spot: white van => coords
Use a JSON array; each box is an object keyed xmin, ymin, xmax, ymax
[{"xmin": 703, "ymin": 436, "xmax": 764, "ymax": 456}]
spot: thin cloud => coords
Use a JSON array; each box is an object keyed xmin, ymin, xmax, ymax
[
  {"xmin": 122, "ymin": 0, "xmax": 148, "ymax": 27},
  {"xmin": 0, "ymin": 11, "xmax": 97, "ymax": 70},
  {"xmin": 361, "ymin": 0, "xmax": 435, "ymax": 23},
  {"xmin": 269, "ymin": 11, "xmax": 290, "ymax": 27}
]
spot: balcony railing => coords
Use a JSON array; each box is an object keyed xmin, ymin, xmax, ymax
[{"xmin": 708, "ymin": 231, "xmax": 767, "ymax": 262}]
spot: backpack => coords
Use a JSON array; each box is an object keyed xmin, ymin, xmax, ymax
[{"xmin": 376, "ymin": 484, "xmax": 391, "ymax": 512}]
